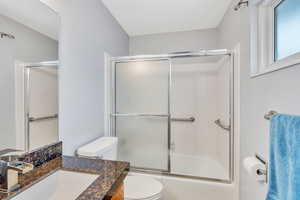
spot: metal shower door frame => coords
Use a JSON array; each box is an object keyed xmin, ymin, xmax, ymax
[{"xmin": 110, "ymin": 49, "xmax": 234, "ymax": 183}]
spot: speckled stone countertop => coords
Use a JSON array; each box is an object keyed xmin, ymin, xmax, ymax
[{"xmin": 0, "ymin": 143, "xmax": 129, "ymax": 200}]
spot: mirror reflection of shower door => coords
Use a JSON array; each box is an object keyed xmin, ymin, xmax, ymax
[
  {"xmin": 28, "ymin": 66, "xmax": 58, "ymax": 150},
  {"xmin": 114, "ymin": 60, "xmax": 170, "ymax": 172}
]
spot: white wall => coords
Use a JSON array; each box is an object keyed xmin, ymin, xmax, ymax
[
  {"xmin": 218, "ymin": 0, "xmax": 300, "ymax": 199},
  {"xmin": 0, "ymin": 14, "xmax": 58, "ymax": 150},
  {"xmin": 130, "ymin": 29, "xmax": 218, "ymax": 55},
  {"xmin": 58, "ymin": 0, "xmax": 129, "ymax": 156}
]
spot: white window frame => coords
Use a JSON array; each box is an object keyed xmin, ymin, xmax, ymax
[{"xmin": 250, "ymin": 0, "xmax": 300, "ymax": 77}]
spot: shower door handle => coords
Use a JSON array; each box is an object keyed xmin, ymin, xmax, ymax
[
  {"xmin": 214, "ymin": 119, "xmax": 231, "ymax": 131},
  {"xmin": 171, "ymin": 117, "xmax": 195, "ymax": 122}
]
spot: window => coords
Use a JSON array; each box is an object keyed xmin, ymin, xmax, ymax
[
  {"xmin": 274, "ymin": 0, "xmax": 300, "ymax": 61},
  {"xmin": 250, "ymin": 0, "xmax": 300, "ymax": 77}
]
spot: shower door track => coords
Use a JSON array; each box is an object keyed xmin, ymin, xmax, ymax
[
  {"xmin": 130, "ymin": 167, "xmax": 232, "ymax": 184},
  {"xmin": 111, "ymin": 49, "xmax": 232, "ymax": 62},
  {"xmin": 110, "ymin": 49, "xmax": 234, "ymax": 184}
]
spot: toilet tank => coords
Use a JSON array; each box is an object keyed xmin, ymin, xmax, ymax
[{"xmin": 76, "ymin": 137, "xmax": 118, "ymax": 160}]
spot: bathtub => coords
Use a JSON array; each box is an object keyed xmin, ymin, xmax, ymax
[
  {"xmin": 128, "ymin": 153, "xmax": 235, "ymax": 200},
  {"xmin": 170, "ymin": 153, "xmax": 228, "ymax": 180},
  {"xmin": 128, "ymin": 172, "xmax": 236, "ymax": 200}
]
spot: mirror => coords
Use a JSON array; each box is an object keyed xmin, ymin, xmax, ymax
[{"xmin": 0, "ymin": 0, "xmax": 60, "ymax": 152}]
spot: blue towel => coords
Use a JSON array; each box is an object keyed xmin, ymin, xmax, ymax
[{"xmin": 266, "ymin": 114, "xmax": 300, "ymax": 200}]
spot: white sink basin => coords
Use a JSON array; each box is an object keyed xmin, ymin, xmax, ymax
[{"xmin": 11, "ymin": 170, "xmax": 98, "ymax": 200}]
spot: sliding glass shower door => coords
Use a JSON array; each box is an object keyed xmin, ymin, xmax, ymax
[
  {"xmin": 111, "ymin": 50, "xmax": 234, "ymax": 182},
  {"xmin": 170, "ymin": 56, "xmax": 232, "ymax": 181},
  {"xmin": 113, "ymin": 60, "xmax": 170, "ymax": 171}
]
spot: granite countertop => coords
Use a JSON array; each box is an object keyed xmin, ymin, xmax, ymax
[{"xmin": 0, "ymin": 156, "xmax": 129, "ymax": 200}]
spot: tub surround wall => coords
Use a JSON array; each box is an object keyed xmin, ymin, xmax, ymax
[{"xmin": 0, "ymin": 142, "xmax": 129, "ymax": 200}]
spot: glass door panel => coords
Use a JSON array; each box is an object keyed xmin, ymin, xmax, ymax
[
  {"xmin": 114, "ymin": 60, "xmax": 170, "ymax": 171},
  {"xmin": 116, "ymin": 116, "xmax": 169, "ymax": 170},
  {"xmin": 170, "ymin": 56, "xmax": 231, "ymax": 181},
  {"xmin": 115, "ymin": 60, "xmax": 169, "ymax": 114}
]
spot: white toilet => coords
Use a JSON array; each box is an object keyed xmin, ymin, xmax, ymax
[{"xmin": 77, "ymin": 137, "xmax": 164, "ymax": 200}]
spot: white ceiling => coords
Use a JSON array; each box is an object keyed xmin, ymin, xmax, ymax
[
  {"xmin": 0, "ymin": 0, "xmax": 232, "ymax": 40},
  {"xmin": 0, "ymin": 0, "xmax": 59, "ymax": 40},
  {"xmin": 102, "ymin": 0, "xmax": 232, "ymax": 36}
]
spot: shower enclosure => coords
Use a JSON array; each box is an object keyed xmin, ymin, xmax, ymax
[{"xmin": 109, "ymin": 49, "xmax": 234, "ymax": 183}]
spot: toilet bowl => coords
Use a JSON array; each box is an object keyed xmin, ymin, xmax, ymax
[{"xmin": 76, "ymin": 137, "xmax": 164, "ymax": 200}]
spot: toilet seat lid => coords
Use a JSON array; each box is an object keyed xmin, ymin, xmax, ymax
[{"xmin": 125, "ymin": 176, "xmax": 163, "ymax": 200}]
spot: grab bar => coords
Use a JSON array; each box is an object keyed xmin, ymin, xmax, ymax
[
  {"xmin": 214, "ymin": 119, "xmax": 230, "ymax": 131},
  {"xmin": 111, "ymin": 113, "xmax": 169, "ymax": 118},
  {"xmin": 29, "ymin": 114, "xmax": 58, "ymax": 122},
  {"xmin": 255, "ymin": 153, "xmax": 268, "ymax": 183},
  {"xmin": 171, "ymin": 117, "xmax": 195, "ymax": 122},
  {"xmin": 111, "ymin": 113, "xmax": 195, "ymax": 122}
]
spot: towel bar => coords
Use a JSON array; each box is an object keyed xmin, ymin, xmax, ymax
[
  {"xmin": 257, "ymin": 169, "xmax": 267, "ymax": 176},
  {"xmin": 264, "ymin": 111, "xmax": 278, "ymax": 120}
]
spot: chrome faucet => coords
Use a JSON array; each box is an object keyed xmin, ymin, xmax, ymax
[{"xmin": 0, "ymin": 152, "xmax": 33, "ymax": 193}]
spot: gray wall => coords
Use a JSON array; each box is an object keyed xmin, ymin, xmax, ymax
[
  {"xmin": 0, "ymin": 14, "xmax": 58, "ymax": 150},
  {"xmin": 130, "ymin": 29, "xmax": 218, "ymax": 55},
  {"xmin": 58, "ymin": 0, "xmax": 129, "ymax": 156},
  {"xmin": 218, "ymin": 0, "xmax": 300, "ymax": 199}
]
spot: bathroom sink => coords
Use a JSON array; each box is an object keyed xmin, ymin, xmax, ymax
[{"xmin": 11, "ymin": 170, "xmax": 98, "ymax": 200}]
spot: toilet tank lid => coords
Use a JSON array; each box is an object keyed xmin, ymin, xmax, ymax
[{"xmin": 77, "ymin": 137, "xmax": 118, "ymax": 157}]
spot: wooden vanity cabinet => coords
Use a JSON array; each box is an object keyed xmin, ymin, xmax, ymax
[{"xmin": 104, "ymin": 182, "xmax": 124, "ymax": 200}]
